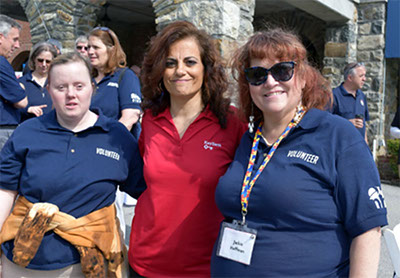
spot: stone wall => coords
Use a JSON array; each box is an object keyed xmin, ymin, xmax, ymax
[
  {"xmin": 323, "ymin": 16, "xmax": 358, "ymax": 87},
  {"xmin": 357, "ymin": 1, "xmax": 386, "ymax": 146},
  {"xmin": 18, "ymin": 0, "xmax": 102, "ymax": 51},
  {"xmin": 150, "ymin": 0, "xmax": 255, "ymax": 104},
  {"xmin": 323, "ymin": 1, "xmax": 387, "ymax": 146},
  {"xmin": 151, "ymin": 0, "xmax": 255, "ymax": 60}
]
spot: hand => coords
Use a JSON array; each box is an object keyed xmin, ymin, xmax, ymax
[
  {"xmin": 349, "ymin": 118, "xmax": 364, "ymax": 129},
  {"xmin": 27, "ymin": 105, "xmax": 47, "ymax": 117}
]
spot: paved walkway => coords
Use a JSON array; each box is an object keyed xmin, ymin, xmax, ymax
[
  {"xmin": 379, "ymin": 183, "xmax": 400, "ymax": 277},
  {"xmin": 123, "ymin": 183, "xmax": 400, "ymax": 276}
]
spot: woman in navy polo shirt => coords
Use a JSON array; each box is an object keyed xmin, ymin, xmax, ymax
[
  {"xmin": 19, "ymin": 41, "xmax": 57, "ymax": 122},
  {"xmin": 87, "ymin": 26, "xmax": 141, "ymax": 131},
  {"xmin": 0, "ymin": 53, "xmax": 144, "ymax": 277},
  {"xmin": 210, "ymin": 29, "xmax": 388, "ymax": 277},
  {"xmin": 127, "ymin": 21, "xmax": 247, "ymax": 277},
  {"xmin": 88, "ymin": 26, "xmax": 143, "ymax": 236}
]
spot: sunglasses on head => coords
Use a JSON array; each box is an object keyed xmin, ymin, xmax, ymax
[
  {"xmin": 76, "ymin": 45, "xmax": 88, "ymax": 51},
  {"xmin": 94, "ymin": 26, "xmax": 110, "ymax": 32},
  {"xmin": 244, "ymin": 61, "xmax": 296, "ymax": 86},
  {"xmin": 36, "ymin": 58, "xmax": 51, "ymax": 64},
  {"xmin": 93, "ymin": 26, "xmax": 114, "ymax": 45},
  {"xmin": 343, "ymin": 62, "xmax": 364, "ymax": 78}
]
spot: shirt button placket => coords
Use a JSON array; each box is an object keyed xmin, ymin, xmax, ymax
[{"xmin": 70, "ymin": 133, "xmax": 78, "ymax": 154}]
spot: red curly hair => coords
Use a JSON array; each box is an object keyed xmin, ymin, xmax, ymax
[{"xmin": 232, "ymin": 28, "xmax": 332, "ymax": 122}]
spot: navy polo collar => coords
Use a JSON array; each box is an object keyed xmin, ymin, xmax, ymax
[
  {"xmin": 95, "ymin": 68, "xmax": 123, "ymax": 85},
  {"xmin": 297, "ymin": 108, "xmax": 325, "ymax": 129},
  {"xmin": 41, "ymin": 108, "xmax": 111, "ymax": 132},
  {"xmin": 25, "ymin": 71, "xmax": 33, "ymax": 80},
  {"xmin": 25, "ymin": 71, "xmax": 49, "ymax": 87},
  {"xmin": 338, "ymin": 83, "xmax": 361, "ymax": 98}
]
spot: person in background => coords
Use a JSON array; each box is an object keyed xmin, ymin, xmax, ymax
[
  {"xmin": 0, "ymin": 52, "xmax": 145, "ymax": 277},
  {"xmin": 18, "ymin": 41, "xmax": 57, "ymax": 122},
  {"xmin": 88, "ymin": 26, "xmax": 141, "ymax": 132},
  {"xmin": 75, "ymin": 35, "xmax": 88, "ymax": 57},
  {"xmin": 331, "ymin": 62, "xmax": 370, "ymax": 144},
  {"xmin": 88, "ymin": 26, "xmax": 142, "ymax": 239},
  {"xmin": 390, "ymin": 105, "xmax": 400, "ymax": 179},
  {"xmin": 0, "ymin": 14, "xmax": 27, "ymax": 150},
  {"xmin": 210, "ymin": 28, "xmax": 387, "ymax": 277},
  {"xmin": 128, "ymin": 21, "xmax": 247, "ymax": 277},
  {"xmin": 47, "ymin": 38, "xmax": 62, "ymax": 55}
]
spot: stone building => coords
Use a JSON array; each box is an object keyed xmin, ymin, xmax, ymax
[{"xmin": 2, "ymin": 0, "xmax": 399, "ymax": 153}]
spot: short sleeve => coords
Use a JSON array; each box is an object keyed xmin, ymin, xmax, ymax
[
  {"xmin": 0, "ymin": 132, "xmax": 24, "ymax": 191},
  {"xmin": 118, "ymin": 69, "xmax": 142, "ymax": 111},
  {"xmin": 118, "ymin": 129, "xmax": 146, "ymax": 199},
  {"xmin": 0, "ymin": 57, "xmax": 26, "ymax": 103},
  {"xmin": 335, "ymin": 141, "xmax": 387, "ymax": 238}
]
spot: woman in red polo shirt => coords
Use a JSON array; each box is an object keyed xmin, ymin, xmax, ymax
[{"xmin": 128, "ymin": 21, "xmax": 247, "ymax": 277}]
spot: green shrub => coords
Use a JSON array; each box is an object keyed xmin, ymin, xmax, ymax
[{"xmin": 387, "ymin": 139, "xmax": 400, "ymax": 176}]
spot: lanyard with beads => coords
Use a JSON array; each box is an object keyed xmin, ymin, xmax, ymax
[{"xmin": 240, "ymin": 106, "xmax": 306, "ymax": 225}]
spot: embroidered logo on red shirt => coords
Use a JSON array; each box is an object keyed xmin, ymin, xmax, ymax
[{"xmin": 204, "ymin": 141, "xmax": 222, "ymax": 150}]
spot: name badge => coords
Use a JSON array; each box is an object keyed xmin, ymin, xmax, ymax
[{"xmin": 216, "ymin": 220, "xmax": 257, "ymax": 265}]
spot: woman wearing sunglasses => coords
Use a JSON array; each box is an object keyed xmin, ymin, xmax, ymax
[
  {"xmin": 127, "ymin": 21, "xmax": 246, "ymax": 277},
  {"xmin": 210, "ymin": 28, "xmax": 387, "ymax": 277},
  {"xmin": 18, "ymin": 41, "xmax": 57, "ymax": 122},
  {"xmin": 88, "ymin": 26, "xmax": 143, "ymax": 238}
]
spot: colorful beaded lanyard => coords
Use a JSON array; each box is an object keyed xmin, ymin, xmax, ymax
[{"xmin": 240, "ymin": 105, "xmax": 306, "ymax": 224}]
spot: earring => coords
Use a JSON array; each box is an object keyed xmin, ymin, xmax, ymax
[{"xmin": 248, "ymin": 103, "xmax": 254, "ymax": 133}]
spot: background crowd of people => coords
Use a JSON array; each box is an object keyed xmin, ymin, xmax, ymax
[{"xmin": 0, "ymin": 12, "xmax": 397, "ymax": 278}]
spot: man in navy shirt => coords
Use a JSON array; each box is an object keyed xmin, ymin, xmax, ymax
[
  {"xmin": 331, "ymin": 62, "xmax": 369, "ymax": 144},
  {"xmin": 0, "ymin": 15, "xmax": 27, "ymax": 149}
]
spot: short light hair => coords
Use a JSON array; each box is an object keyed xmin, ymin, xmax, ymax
[
  {"xmin": 48, "ymin": 52, "xmax": 92, "ymax": 85},
  {"xmin": 343, "ymin": 62, "xmax": 365, "ymax": 80},
  {"xmin": 0, "ymin": 14, "xmax": 21, "ymax": 37},
  {"xmin": 75, "ymin": 35, "xmax": 88, "ymax": 46}
]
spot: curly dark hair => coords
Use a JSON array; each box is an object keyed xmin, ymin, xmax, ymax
[
  {"xmin": 232, "ymin": 28, "xmax": 332, "ymax": 122},
  {"xmin": 140, "ymin": 20, "xmax": 231, "ymax": 128}
]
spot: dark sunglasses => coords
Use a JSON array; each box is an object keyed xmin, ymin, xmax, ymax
[
  {"xmin": 76, "ymin": 45, "xmax": 88, "ymax": 51},
  {"xmin": 36, "ymin": 58, "xmax": 51, "ymax": 64},
  {"xmin": 244, "ymin": 61, "xmax": 296, "ymax": 86}
]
